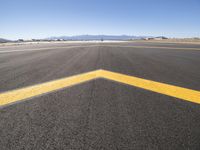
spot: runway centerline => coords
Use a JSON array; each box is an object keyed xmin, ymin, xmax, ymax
[{"xmin": 0, "ymin": 69, "xmax": 199, "ymax": 107}]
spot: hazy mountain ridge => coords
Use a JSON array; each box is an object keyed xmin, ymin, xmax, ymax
[
  {"xmin": 0, "ymin": 38, "xmax": 11, "ymax": 43},
  {"xmin": 46, "ymin": 35, "xmax": 153, "ymax": 40},
  {"xmin": 1, "ymin": 35, "xmax": 170, "ymax": 42}
]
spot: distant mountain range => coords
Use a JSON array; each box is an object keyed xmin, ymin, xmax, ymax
[
  {"xmin": 0, "ymin": 35, "xmax": 159, "ymax": 42},
  {"xmin": 0, "ymin": 38, "xmax": 11, "ymax": 43},
  {"xmin": 46, "ymin": 35, "xmax": 153, "ymax": 41}
]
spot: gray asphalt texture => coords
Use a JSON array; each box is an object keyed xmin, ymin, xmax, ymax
[{"xmin": 0, "ymin": 42, "xmax": 200, "ymax": 150}]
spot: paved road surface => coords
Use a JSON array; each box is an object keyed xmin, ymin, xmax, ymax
[{"xmin": 0, "ymin": 42, "xmax": 200, "ymax": 149}]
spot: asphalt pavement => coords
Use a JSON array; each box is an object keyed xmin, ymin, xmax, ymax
[{"xmin": 0, "ymin": 42, "xmax": 200, "ymax": 149}]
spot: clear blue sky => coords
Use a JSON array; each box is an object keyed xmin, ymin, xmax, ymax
[{"xmin": 1, "ymin": 0, "xmax": 200, "ymax": 40}]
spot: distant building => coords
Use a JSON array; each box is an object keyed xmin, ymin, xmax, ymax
[
  {"xmin": 57, "ymin": 39, "xmax": 64, "ymax": 41},
  {"xmin": 144, "ymin": 36, "xmax": 168, "ymax": 40},
  {"xmin": 32, "ymin": 39, "xmax": 41, "ymax": 42},
  {"xmin": 144, "ymin": 37, "xmax": 154, "ymax": 40},
  {"xmin": 18, "ymin": 39, "xmax": 24, "ymax": 42},
  {"xmin": 154, "ymin": 36, "xmax": 168, "ymax": 40}
]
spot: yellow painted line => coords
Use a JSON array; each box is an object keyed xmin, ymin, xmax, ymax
[
  {"xmin": 0, "ymin": 70, "xmax": 101, "ymax": 106},
  {"xmin": 99, "ymin": 70, "xmax": 200, "ymax": 104},
  {"xmin": 0, "ymin": 69, "xmax": 200, "ymax": 106}
]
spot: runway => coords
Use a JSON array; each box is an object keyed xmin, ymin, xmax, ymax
[{"xmin": 0, "ymin": 42, "xmax": 200, "ymax": 149}]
